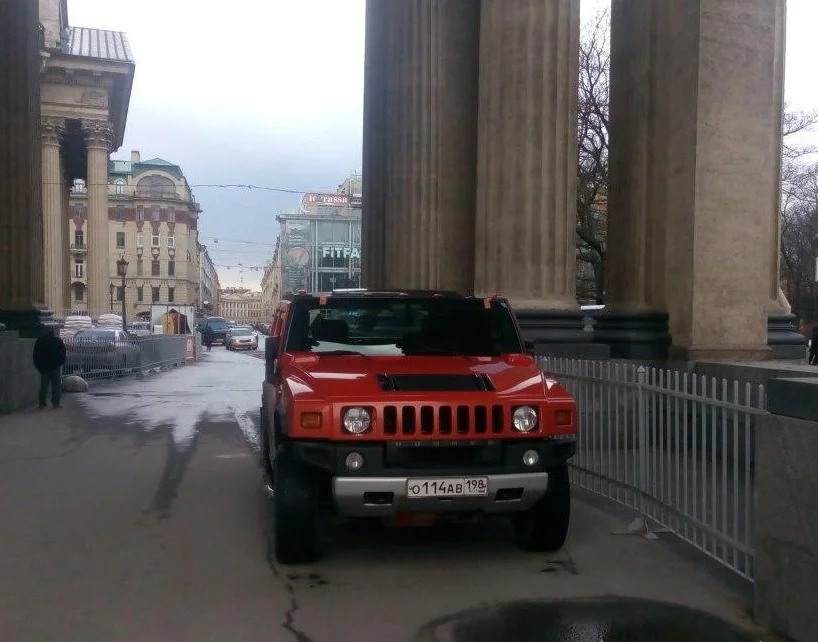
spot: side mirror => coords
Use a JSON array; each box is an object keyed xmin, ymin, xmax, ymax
[
  {"xmin": 265, "ymin": 336, "xmax": 279, "ymax": 383},
  {"xmin": 524, "ymin": 340, "xmax": 535, "ymax": 355}
]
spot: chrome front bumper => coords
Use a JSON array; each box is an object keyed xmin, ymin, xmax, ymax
[{"xmin": 333, "ymin": 472, "xmax": 549, "ymax": 517}]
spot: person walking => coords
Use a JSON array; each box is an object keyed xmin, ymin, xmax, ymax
[
  {"xmin": 202, "ymin": 323, "xmax": 214, "ymax": 351},
  {"xmin": 810, "ymin": 324, "xmax": 818, "ymax": 366},
  {"xmin": 32, "ymin": 325, "xmax": 67, "ymax": 409}
]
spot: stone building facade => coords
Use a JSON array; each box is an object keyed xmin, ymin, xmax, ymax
[
  {"xmin": 67, "ymin": 153, "xmax": 201, "ymax": 319},
  {"xmin": 260, "ymin": 237, "xmax": 281, "ymax": 324},
  {"xmin": 219, "ymin": 288, "xmax": 263, "ymax": 326},
  {"xmin": 39, "ymin": 0, "xmax": 134, "ymax": 321},
  {"xmin": 199, "ymin": 245, "xmax": 220, "ymax": 315}
]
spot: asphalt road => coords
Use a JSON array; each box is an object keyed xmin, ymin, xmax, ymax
[{"xmin": 0, "ymin": 349, "xmax": 766, "ymax": 642}]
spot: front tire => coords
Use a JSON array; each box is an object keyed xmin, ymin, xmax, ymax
[
  {"xmin": 273, "ymin": 450, "xmax": 320, "ymax": 564},
  {"xmin": 513, "ymin": 464, "xmax": 571, "ymax": 552}
]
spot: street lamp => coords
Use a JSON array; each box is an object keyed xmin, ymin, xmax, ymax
[
  {"xmin": 109, "ymin": 283, "xmax": 115, "ymax": 311},
  {"xmin": 116, "ymin": 256, "xmax": 129, "ymax": 331}
]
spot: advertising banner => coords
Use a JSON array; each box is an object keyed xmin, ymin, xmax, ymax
[{"xmin": 284, "ymin": 220, "xmax": 312, "ymax": 246}]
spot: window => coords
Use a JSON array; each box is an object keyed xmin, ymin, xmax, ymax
[
  {"xmin": 168, "ymin": 260, "xmax": 175, "ymax": 276},
  {"xmin": 116, "ymin": 286, "xmax": 124, "ymax": 302},
  {"xmin": 137, "ymin": 234, "xmax": 143, "ymax": 247},
  {"xmin": 151, "ymin": 287, "xmax": 160, "ymax": 303},
  {"xmin": 151, "ymin": 206, "xmax": 160, "ymax": 221},
  {"xmin": 167, "ymin": 210, "xmax": 176, "ymax": 223},
  {"xmin": 74, "ymin": 231, "xmax": 84, "ymax": 247},
  {"xmin": 72, "ymin": 282, "xmax": 85, "ymax": 301},
  {"xmin": 168, "ymin": 287, "xmax": 175, "ymax": 302},
  {"xmin": 151, "ymin": 234, "xmax": 160, "ymax": 247},
  {"xmin": 136, "ymin": 206, "xmax": 144, "ymax": 222},
  {"xmin": 114, "ymin": 206, "xmax": 125, "ymax": 222},
  {"xmin": 116, "ymin": 232, "xmax": 125, "ymax": 248},
  {"xmin": 114, "ymin": 180, "xmax": 125, "ymax": 195},
  {"xmin": 74, "ymin": 260, "xmax": 84, "ymax": 278},
  {"xmin": 137, "ymin": 286, "xmax": 143, "ymax": 302},
  {"xmin": 167, "ymin": 235, "xmax": 175, "ymax": 249},
  {"xmin": 136, "ymin": 260, "xmax": 143, "ymax": 276},
  {"xmin": 151, "ymin": 260, "xmax": 160, "ymax": 277}
]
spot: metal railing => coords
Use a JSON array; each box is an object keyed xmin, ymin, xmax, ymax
[
  {"xmin": 63, "ymin": 333, "xmax": 198, "ymax": 380},
  {"xmin": 540, "ymin": 357, "xmax": 767, "ymax": 582}
]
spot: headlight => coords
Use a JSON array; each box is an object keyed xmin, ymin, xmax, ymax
[
  {"xmin": 513, "ymin": 406, "xmax": 538, "ymax": 432},
  {"xmin": 343, "ymin": 407, "xmax": 371, "ymax": 434}
]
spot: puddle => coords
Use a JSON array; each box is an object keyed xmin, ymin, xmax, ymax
[{"xmin": 416, "ymin": 597, "xmax": 756, "ymax": 642}]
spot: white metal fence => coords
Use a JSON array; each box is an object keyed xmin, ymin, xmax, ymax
[
  {"xmin": 63, "ymin": 333, "xmax": 198, "ymax": 380},
  {"xmin": 540, "ymin": 357, "xmax": 767, "ymax": 581}
]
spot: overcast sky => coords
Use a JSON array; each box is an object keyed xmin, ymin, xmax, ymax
[{"xmin": 67, "ymin": 0, "xmax": 818, "ymax": 290}]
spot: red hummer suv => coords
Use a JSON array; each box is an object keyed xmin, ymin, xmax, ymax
[{"xmin": 260, "ymin": 290, "xmax": 577, "ymax": 564}]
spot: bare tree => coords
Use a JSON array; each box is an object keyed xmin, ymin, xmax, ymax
[
  {"xmin": 576, "ymin": 8, "xmax": 609, "ymax": 303},
  {"xmin": 780, "ymin": 105, "xmax": 818, "ymax": 319}
]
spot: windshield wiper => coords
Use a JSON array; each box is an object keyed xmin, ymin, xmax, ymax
[
  {"xmin": 404, "ymin": 349, "xmax": 470, "ymax": 357},
  {"xmin": 315, "ymin": 350, "xmax": 371, "ymax": 358}
]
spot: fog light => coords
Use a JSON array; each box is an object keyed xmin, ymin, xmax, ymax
[
  {"xmin": 522, "ymin": 449, "xmax": 539, "ymax": 467},
  {"xmin": 345, "ymin": 452, "xmax": 364, "ymax": 471}
]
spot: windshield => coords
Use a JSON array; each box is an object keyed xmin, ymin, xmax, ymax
[
  {"xmin": 76, "ymin": 330, "xmax": 117, "ymax": 341},
  {"xmin": 207, "ymin": 318, "xmax": 228, "ymax": 330},
  {"xmin": 284, "ymin": 296, "xmax": 523, "ymax": 356},
  {"xmin": 231, "ymin": 328, "xmax": 253, "ymax": 336}
]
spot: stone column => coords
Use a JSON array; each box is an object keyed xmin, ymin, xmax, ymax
[
  {"xmin": 82, "ymin": 120, "xmax": 113, "ymax": 320},
  {"xmin": 475, "ymin": 0, "xmax": 594, "ymax": 354},
  {"xmin": 0, "ymin": 0, "xmax": 45, "ymax": 334},
  {"xmin": 41, "ymin": 116, "xmax": 66, "ymax": 315},
  {"xmin": 361, "ymin": 0, "xmax": 388, "ymax": 289},
  {"xmin": 606, "ymin": 0, "xmax": 785, "ymax": 360},
  {"xmin": 595, "ymin": 0, "xmax": 672, "ymax": 359},
  {"xmin": 362, "ymin": 0, "xmax": 480, "ymax": 292}
]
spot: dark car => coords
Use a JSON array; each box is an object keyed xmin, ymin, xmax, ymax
[{"xmin": 204, "ymin": 316, "xmax": 230, "ymax": 345}]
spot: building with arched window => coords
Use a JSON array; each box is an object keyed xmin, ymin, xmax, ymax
[{"xmin": 66, "ymin": 151, "xmax": 202, "ymax": 320}]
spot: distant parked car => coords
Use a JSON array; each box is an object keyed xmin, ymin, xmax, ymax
[
  {"xmin": 127, "ymin": 321, "xmax": 151, "ymax": 337},
  {"xmin": 203, "ymin": 316, "xmax": 230, "ymax": 345},
  {"xmin": 65, "ymin": 328, "xmax": 140, "ymax": 375},
  {"xmin": 225, "ymin": 327, "xmax": 258, "ymax": 351}
]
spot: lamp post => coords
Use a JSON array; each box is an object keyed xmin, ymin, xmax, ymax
[
  {"xmin": 109, "ymin": 283, "xmax": 115, "ymax": 312},
  {"xmin": 116, "ymin": 256, "xmax": 129, "ymax": 331}
]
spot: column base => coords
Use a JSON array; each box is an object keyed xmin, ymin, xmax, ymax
[
  {"xmin": 592, "ymin": 311, "xmax": 671, "ymax": 360},
  {"xmin": 669, "ymin": 346, "xmax": 773, "ymax": 362},
  {"xmin": 0, "ymin": 307, "xmax": 56, "ymax": 338},
  {"xmin": 767, "ymin": 313, "xmax": 807, "ymax": 360},
  {"xmin": 514, "ymin": 309, "xmax": 610, "ymax": 358}
]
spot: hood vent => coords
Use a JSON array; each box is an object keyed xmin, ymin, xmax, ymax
[{"xmin": 376, "ymin": 374, "xmax": 494, "ymax": 392}]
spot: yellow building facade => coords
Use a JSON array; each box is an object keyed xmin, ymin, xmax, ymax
[
  {"xmin": 67, "ymin": 152, "xmax": 201, "ymax": 320},
  {"xmin": 219, "ymin": 288, "xmax": 262, "ymax": 326}
]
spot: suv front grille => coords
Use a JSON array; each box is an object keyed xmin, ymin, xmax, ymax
[{"xmin": 381, "ymin": 404, "xmax": 506, "ymax": 436}]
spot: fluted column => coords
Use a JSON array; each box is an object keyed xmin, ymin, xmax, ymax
[
  {"xmin": 0, "ymin": 0, "xmax": 44, "ymax": 327},
  {"xmin": 606, "ymin": 0, "xmax": 785, "ymax": 360},
  {"xmin": 41, "ymin": 116, "xmax": 66, "ymax": 314},
  {"xmin": 82, "ymin": 120, "xmax": 113, "ymax": 319},
  {"xmin": 362, "ymin": 0, "xmax": 479, "ymax": 292},
  {"xmin": 474, "ymin": 0, "xmax": 580, "ymax": 308},
  {"xmin": 361, "ymin": 0, "xmax": 388, "ymax": 289}
]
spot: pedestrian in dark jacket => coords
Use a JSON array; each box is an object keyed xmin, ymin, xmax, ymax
[
  {"xmin": 810, "ymin": 325, "xmax": 818, "ymax": 366},
  {"xmin": 202, "ymin": 324, "xmax": 214, "ymax": 351},
  {"xmin": 32, "ymin": 325, "xmax": 66, "ymax": 409}
]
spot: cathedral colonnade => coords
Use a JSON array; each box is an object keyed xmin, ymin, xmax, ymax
[{"xmin": 361, "ymin": 0, "xmax": 797, "ymax": 360}]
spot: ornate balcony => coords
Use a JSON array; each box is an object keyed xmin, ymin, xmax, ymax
[{"xmin": 70, "ymin": 243, "xmax": 87, "ymax": 254}]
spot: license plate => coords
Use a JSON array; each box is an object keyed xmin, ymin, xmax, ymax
[{"xmin": 406, "ymin": 477, "xmax": 489, "ymax": 498}]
